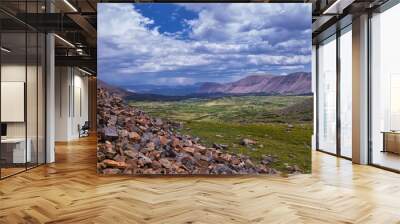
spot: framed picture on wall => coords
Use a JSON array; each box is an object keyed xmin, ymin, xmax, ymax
[{"xmin": 1, "ymin": 81, "xmax": 25, "ymax": 123}]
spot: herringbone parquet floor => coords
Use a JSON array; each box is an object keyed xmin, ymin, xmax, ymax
[{"xmin": 1, "ymin": 136, "xmax": 400, "ymax": 224}]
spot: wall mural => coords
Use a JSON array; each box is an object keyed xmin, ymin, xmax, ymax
[{"xmin": 97, "ymin": 3, "xmax": 313, "ymax": 175}]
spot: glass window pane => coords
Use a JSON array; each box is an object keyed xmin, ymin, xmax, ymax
[
  {"xmin": 1, "ymin": 30, "xmax": 27, "ymax": 177},
  {"xmin": 340, "ymin": 28, "xmax": 352, "ymax": 158},
  {"xmin": 318, "ymin": 36, "xmax": 337, "ymax": 154},
  {"xmin": 371, "ymin": 4, "xmax": 400, "ymax": 171},
  {"xmin": 0, "ymin": 1, "xmax": 46, "ymax": 179},
  {"xmin": 26, "ymin": 0, "xmax": 40, "ymax": 170},
  {"xmin": 27, "ymin": 31, "xmax": 38, "ymax": 169},
  {"xmin": 38, "ymin": 33, "xmax": 45, "ymax": 165}
]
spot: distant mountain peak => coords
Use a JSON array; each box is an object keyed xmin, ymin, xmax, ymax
[{"xmin": 197, "ymin": 72, "xmax": 311, "ymax": 95}]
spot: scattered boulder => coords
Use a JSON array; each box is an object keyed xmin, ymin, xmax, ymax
[
  {"xmin": 285, "ymin": 164, "xmax": 302, "ymax": 173},
  {"xmin": 124, "ymin": 150, "xmax": 138, "ymax": 159},
  {"xmin": 159, "ymin": 135, "xmax": 169, "ymax": 145},
  {"xmin": 103, "ymin": 159, "xmax": 128, "ymax": 169},
  {"xmin": 139, "ymin": 154, "xmax": 152, "ymax": 166},
  {"xmin": 97, "ymin": 152, "xmax": 106, "ymax": 162},
  {"xmin": 240, "ymin": 138, "xmax": 257, "ymax": 146},
  {"xmin": 159, "ymin": 158, "xmax": 172, "ymax": 169},
  {"xmin": 129, "ymin": 132, "xmax": 141, "ymax": 141},
  {"xmin": 244, "ymin": 159, "xmax": 255, "ymax": 168},
  {"xmin": 104, "ymin": 127, "xmax": 118, "ymax": 140},
  {"xmin": 213, "ymin": 143, "xmax": 228, "ymax": 150},
  {"xmin": 102, "ymin": 168, "xmax": 121, "ymax": 175},
  {"xmin": 182, "ymin": 147, "xmax": 195, "ymax": 155},
  {"xmin": 151, "ymin": 160, "xmax": 162, "ymax": 169},
  {"xmin": 261, "ymin": 155, "xmax": 277, "ymax": 165}
]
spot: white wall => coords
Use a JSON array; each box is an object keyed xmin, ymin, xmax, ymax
[
  {"xmin": 71, "ymin": 72, "xmax": 89, "ymax": 138},
  {"xmin": 55, "ymin": 66, "xmax": 70, "ymax": 141},
  {"xmin": 1, "ymin": 65, "xmax": 26, "ymax": 138},
  {"xmin": 1, "ymin": 65, "xmax": 42, "ymax": 138},
  {"xmin": 55, "ymin": 67, "xmax": 89, "ymax": 141}
]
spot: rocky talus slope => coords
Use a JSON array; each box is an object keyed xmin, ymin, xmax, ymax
[{"xmin": 97, "ymin": 88, "xmax": 281, "ymax": 175}]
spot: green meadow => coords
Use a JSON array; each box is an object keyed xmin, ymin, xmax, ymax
[{"xmin": 129, "ymin": 95, "xmax": 313, "ymax": 173}]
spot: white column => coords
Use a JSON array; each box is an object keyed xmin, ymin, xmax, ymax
[
  {"xmin": 46, "ymin": 32, "xmax": 55, "ymax": 163},
  {"xmin": 312, "ymin": 45, "xmax": 317, "ymax": 150},
  {"xmin": 45, "ymin": 0, "xmax": 56, "ymax": 163},
  {"xmin": 352, "ymin": 14, "xmax": 369, "ymax": 164}
]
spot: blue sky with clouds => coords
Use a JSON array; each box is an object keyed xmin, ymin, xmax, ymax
[{"xmin": 98, "ymin": 3, "xmax": 311, "ymax": 86}]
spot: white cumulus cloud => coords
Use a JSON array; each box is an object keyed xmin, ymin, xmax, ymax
[{"xmin": 98, "ymin": 3, "xmax": 312, "ymax": 85}]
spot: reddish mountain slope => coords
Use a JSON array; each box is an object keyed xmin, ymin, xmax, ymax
[
  {"xmin": 97, "ymin": 79, "xmax": 130, "ymax": 97},
  {"xmin": 198, "ymin": 72, "xmax": 311, "ymax": 95}
]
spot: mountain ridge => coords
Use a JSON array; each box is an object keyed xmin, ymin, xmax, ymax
[
  {"xmin": 197, "ymin": 72, "xmax": 311, "ymax": 95},
  {"xmin": 99, "ymin": 72, "xmax": 312, "ymax": 98}
]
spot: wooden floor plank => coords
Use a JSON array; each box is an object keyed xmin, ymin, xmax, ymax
[{"xmin": 0, "ymin": 136, "xmax": 399, "ymax": 223}]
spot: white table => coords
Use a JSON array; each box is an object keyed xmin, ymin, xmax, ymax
[{"xmin": 1, "ymin": 138, "xmax": 31, "ymax": 163}]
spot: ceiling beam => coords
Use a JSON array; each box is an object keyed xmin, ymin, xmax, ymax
[
  {"xmin": 9, "ymin": 13, "xmax": 83, "ymax": 32},
  {"xmin": 55, "ymin": 55, "xmax": 96, "ymax": 72},
  {"xmin": 67, "ymin": 13, "xmax": 97, "ymax": 36},
  {"xmin": 312, "ymin": 15, "xmax": 336, "ymax": 33},
  {"xmin": 323, "ymin": 0, "xmax": 356, "ymax": 14}
]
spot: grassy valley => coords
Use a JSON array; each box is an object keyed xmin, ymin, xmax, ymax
[{"xmin": 129, "ymin": 95, "xmax": 313, "ymax": 173}]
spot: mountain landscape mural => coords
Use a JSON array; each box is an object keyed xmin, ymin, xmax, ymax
[{"xmin": 97, "ymin": 3, "xmax": 313, "ymax": 176}]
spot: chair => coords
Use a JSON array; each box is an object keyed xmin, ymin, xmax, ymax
[{"xmin": 79, "ymin": 121, "xmax": 90, "ymax": 138}]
